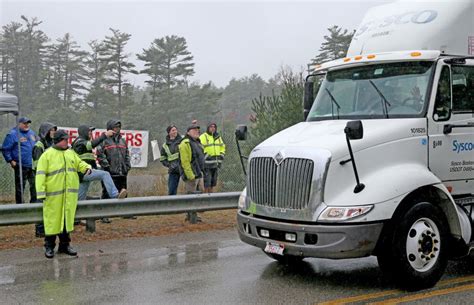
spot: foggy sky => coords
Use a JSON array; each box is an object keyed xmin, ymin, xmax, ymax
[{"xmin": 1, "ymin": 0, "xmax": 390, "ymax": 88}]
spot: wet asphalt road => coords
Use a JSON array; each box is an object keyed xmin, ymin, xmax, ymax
[{"xmin": 1, "ymin": 229, "xmax": 474, "ymax": 305}]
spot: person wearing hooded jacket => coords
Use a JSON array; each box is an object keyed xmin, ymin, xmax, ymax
[
  {"xmin": 160, "ymin": 124, "xmax": 183, "ymax": 195},
  {"xmin": 36, "ymin": 129, "xmax": 92, "ymax": 258},
  {"xmin": 199, "ymin": 122, "xmax": 226, "ymax": 193},
  {"xmin": 32, "ymin": 122, "xmax": 57, "ymax": 237},
  {"xmin": 72, "ymin": 125, "xmax": 127, "ymax": 201},
  {"xmin": 96, "ymin": 120, "xmax": 131, "ymax": 199}
]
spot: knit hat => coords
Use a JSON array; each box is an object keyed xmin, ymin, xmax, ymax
[{"xmin": 53, "ymin": 129, "xmax": 69, "ymax": 144}]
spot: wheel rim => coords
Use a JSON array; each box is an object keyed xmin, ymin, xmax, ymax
[{"xmin": 406, "ymin": 217, "xmax": 441, "ymax": 272}]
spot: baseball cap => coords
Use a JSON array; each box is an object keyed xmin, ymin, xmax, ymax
[
  {"xmin": 187, "ymin": 124, "xmax": 200, "ymax": 132},
  {"xmin": 18, "ymin": 117, "xmax": 32, "ymax": 124}
]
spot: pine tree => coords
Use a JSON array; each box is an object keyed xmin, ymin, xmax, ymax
[
  {"xmin": 250, "ymin": 68, "xmax": 304, "ymax": 144},
  {"xmin": 44, "ymin": 33, "xmax": 88, "ymax": 107},
  {"xmin": 311, "ymin": 25, "xmax": 354, "ymax": 65},
  {"xmin": 101, "ymin": 28, "xmax": 137, "ymax": 119}
]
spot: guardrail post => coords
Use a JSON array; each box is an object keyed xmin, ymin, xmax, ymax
[
  {"xmin": 189, "ymin": 212, "xmax": 198, "ymax": 224},
  {"xmin": 86, "ymin": 219, "xmax": 96, "ymax": 233}
]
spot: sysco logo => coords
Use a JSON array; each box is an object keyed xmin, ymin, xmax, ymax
[
  {"xmin": 356, "ymin": 10, "xmax": 438, "ymax": 37},
  {"xmin": 452, "ymin": 140, "xmax": 474, "ymax": 153}
]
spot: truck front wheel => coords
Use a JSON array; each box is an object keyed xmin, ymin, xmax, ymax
[{"xmin": 377, "ymin": 202, "xmax": 448, "ymax": 290}]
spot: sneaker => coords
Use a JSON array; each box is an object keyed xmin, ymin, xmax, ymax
[{"xmin": 118, "ymin": 189, "xmax": 127, "ymax": 199}]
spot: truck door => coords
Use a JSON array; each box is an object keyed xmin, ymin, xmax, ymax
[{"xmin": 428, "ymin": 63, "xmax": 474, "ymax": 195}]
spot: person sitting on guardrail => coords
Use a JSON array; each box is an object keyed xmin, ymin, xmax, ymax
[
  {"xmin": 72, "ymin": 125, "xmax": 127, "ymax": 201},
  {"xmin": 36, "ymin": 129, "xmax": 92, "ymax": 259},
  {"xmin": 179, "ymin": 124, "xmax": 205, "ymax": 222},
  {"xmin": 32, "ymin": 122, "xmax": 57, "ymax": 238},
  {"xmin": 160, "ymin": 124, "xmax": 183, "ymax": 195}
]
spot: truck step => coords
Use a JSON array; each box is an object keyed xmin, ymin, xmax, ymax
[{"xmin": 454, "ymin": 196, "xmax": 474, "ymax": 206}]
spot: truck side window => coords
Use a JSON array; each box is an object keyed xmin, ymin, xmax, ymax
[
  {"xmin": 433, "ymin": 66, "xmax": 451, "ymax": 121},
  {"xmin": 451, "ymin": 65, "xmax": 474, "ymax": 113}
]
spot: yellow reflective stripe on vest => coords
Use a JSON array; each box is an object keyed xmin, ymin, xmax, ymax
[
  {"xmin": 163, "ymin": 144, "xmax": 179, "ymax": 161},
  {"xmin": 86, "ymin": 141, "xmax": 93, "ymax": 151},
  {"xmin": 201, "ymin": 133, "xmax": 224, "ymax": 157},
  {"xmin": 79, "ymin": 152, "xmax": 95, "ymax": 161},
  {"xmin": 44, "ymin": 168, "xmax": 76, "ymax": 177},
  {"xmin": 42, "ymin": 188, "xmax": 78, "ymax": 197},
  {"xmin": 35, "ymin": 141, "xmax": 45, "ymax": 149},
  {"xmin": 33, "ymin": 142, "xmax": 45, "ymax": 170}
]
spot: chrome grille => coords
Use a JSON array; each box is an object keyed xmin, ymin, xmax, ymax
[{"xmin": 248, "ymin": 157, "xmax": 314, "ymax": 209}]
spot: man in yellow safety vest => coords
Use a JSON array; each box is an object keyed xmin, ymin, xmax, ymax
[{"xmin": 199, "ymin": 122, "xmax": 225, "ymax": 193}]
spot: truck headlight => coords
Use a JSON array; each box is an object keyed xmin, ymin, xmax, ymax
[
  {"xmin": 238, "ymin": 188, "xmax": 247, "ymax": 210},
  {"xmin": 318, "ymin": 205, "xmax": 373, "ymax": 221}
]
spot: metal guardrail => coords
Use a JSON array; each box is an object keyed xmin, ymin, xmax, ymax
[{"xmin": 0, "ymin": 192, "xmax": 241, "ymax": 231}]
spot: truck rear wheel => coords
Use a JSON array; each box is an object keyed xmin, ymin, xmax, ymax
[
  {"xmin": 377, "ymin": 202, "xmax": 448, "ymax": 290},
  {"xmin": 263, "ymin": 251, "xmax": 304, "ymax": 265}
]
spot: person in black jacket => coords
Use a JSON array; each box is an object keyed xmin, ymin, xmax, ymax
[
  {"xmin": 72, "ymin": 125, "xmax": 127, "ymax": 201},
  {"xmin": 32, "ymin": 122, "xmax": 57, "ymax": 237},
  {"xmin": 96, "ymin": 120, "xmax": 131, "ymax": 199},
  {"xmin": 160, "ymin": 124, "xmax": 183, "ymax": 195}
]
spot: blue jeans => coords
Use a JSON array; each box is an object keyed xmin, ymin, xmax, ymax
[
  {"xmin": 79, "ymin": 169, "xmax": 119, "ymax": 200},
  {"xmin": 168, "ymin": 173, "xmax": 180, "ymax": 195}
]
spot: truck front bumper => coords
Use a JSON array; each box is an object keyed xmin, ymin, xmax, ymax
[{"xmin": 237, "ymin": 210, "xmax": 384, "ymax": 259}]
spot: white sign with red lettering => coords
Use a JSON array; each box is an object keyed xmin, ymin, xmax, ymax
[{"xmin": 60, "ymin": 127, "xmax": 149, "ymax": 168}]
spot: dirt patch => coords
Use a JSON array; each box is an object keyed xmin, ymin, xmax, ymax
[{"xmin": 0, "ymin": 210, "xmax": 237, "ymax": 251}]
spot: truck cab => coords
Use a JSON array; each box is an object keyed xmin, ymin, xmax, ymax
[{"xmin": 237, "ymin": 0, "xmax": 474, "ymax": 290}]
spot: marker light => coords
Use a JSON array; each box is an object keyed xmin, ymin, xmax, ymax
[
  {"xmin": 410, "ymin": 52, "xmax": 422, "ymax": 57},
  {"xmin": 343, "ymin": 58, "xmax": 351, "ymax": 62},
  {"xmin": 355, "ymin": 56, "xmax": 363, "ymax": 60},
  {"xmin": 238, "ymin": 189, "xmax": 247, "ymax": 209},
  {"xmin": 319, "ymin": 205, "xmax": 373, "ymax": 222},
  {"xmin": 367, "ymin": 54, "xmax": 376, "ymax": 59}
]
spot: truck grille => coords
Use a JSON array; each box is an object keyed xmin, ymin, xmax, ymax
[{"xmin": 248, "ymin": 157, "xmax": 314, "ymax": 209}]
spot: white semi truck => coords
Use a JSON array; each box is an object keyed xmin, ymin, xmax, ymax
[{"xmin": 236, "ymin": 0, "xmax": 474, "ymax": 290}]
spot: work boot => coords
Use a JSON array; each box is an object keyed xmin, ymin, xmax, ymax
[
  {"xmin": 58, "ymin": 245, "xmax": 77, "ymax": 256},
  {"xmin": 45, "ymin": 247, "xmax": 54, "ymax": 259},
  {"xmin": 118, "ymin": 189, "xmax": 127, "ymax": 199}
]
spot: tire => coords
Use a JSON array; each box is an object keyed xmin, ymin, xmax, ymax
[
  {"xmin": 377, "ymin": 202, "xmax": 449, "ymax": 290},
  {"xmin": 263, "ymin": 251, "xmax": 304, "ymax": 265}
]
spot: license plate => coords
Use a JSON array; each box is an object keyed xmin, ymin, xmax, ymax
[{"xmin": 264, "ymin": 242, "xmax": 285, "ymax": 256}]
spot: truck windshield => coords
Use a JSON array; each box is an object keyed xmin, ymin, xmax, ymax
[{"xmin": 307, "ymin": 61, "xmax": 434, "ymax": 121}]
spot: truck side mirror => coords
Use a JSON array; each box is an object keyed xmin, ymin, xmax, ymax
[
  {"xmin": 344, "ymin": 120, "xmax": 363, "ymax": 140},
  {"xmin": 304, "ymin": 81, "xmax": 314, "ymax": 120},
  {"xmin": 235, "ymin": 125, "xmax": 248, "ymax": 141}
]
